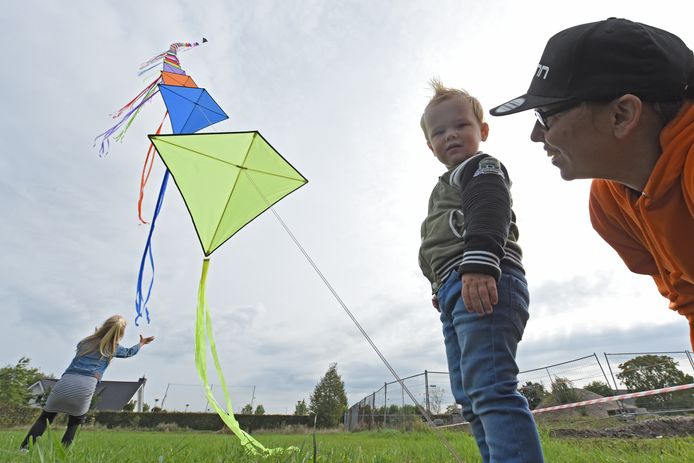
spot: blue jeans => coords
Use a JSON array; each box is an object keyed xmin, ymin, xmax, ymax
[{"xmin": 438, "ymin": 268, "xmax": 543, "ymax": 463}]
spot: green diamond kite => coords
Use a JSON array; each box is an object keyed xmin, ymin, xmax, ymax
[
  {"xmin": 149, "ymin": 131, "xmax": 307, "ymax": 256},
  {"xmin": 148, "ymin": 130, "xmax": 306, "ymax": 456}
]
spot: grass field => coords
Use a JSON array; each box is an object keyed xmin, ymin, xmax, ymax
[{"xmin": 1, "ymin": 428, "xmax": 692, "ymax": 462}]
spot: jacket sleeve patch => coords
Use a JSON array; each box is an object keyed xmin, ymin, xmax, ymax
[{"xmin": 473, "ymin": 157, "xmax": 505, "ymax": 178}]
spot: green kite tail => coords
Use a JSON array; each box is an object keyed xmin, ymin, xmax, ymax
[{"xmin": 194, "ymin": 258, "xmax": 292, "ymax": 455}]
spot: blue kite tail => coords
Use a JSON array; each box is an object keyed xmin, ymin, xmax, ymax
[{"xmin": 135, "ymin": 170, "xmax": 170, "ymax": 325}]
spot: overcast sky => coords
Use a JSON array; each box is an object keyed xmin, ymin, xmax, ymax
[{"xmin": 2, "ymin": 0, "xmax": 692, "ymax": 414}]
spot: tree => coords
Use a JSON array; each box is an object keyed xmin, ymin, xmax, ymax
[
  {"xmin": 550, "ymin": 377, "xmax": 579, "ymax": 405},
  {"xmin": 617, "ymin": 355, "xmax": 694, "ymax": 408},
  {"xmin": 254, "ymin": 404, "xmax": 265, "ymax": 415},
  {"xmin": 294, "ymin": 399, "xmax": 308, "ymax": 415},
  {"xmin": 444, "ymin": 404, "xmax": 461, "ymax": 415},
  {"xmin": 427, "ymin": 386, "xmax": 445, "ymax": 414},
  {"xmin": 617, "ymin": 355, "xmax": 693, "ymax": 391},
  {"xmin": 0, "ymin": 357, "xmax": 53, "ymax": 406},
  {"xmin": 309, "ymin": 363, "xmax": 348, "ymax": 428},
  {"xmin": 123, "ymin": 400, "xmax": 136, "ymax": 411},
  {"xmin": 583, "ymin": 381, "xmax": 613, "ymax": 397},
  {"xmin": 240, "ymin": 403, "xmax": 253, "ymax": 414},
  {"xmin": 518, "ymin": 381, "xmax": 548, "ymax": 409}
]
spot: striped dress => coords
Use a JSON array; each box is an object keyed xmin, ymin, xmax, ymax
[{"xmin": 43, "ymin": 374, "xmax": 98, "ymax": 416}]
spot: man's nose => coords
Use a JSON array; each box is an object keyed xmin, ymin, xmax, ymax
[{"xmin": 530, "ymin": 120, "xmax": 545, "ymax": 143}]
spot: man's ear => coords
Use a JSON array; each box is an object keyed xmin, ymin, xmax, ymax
[
  {"xmin": 612, "ymin": 94, "xmax": 642, "ymax": 139},
  {"xmin": 480, "ymin": 122, "xmax": 489, "ymax": 141}
]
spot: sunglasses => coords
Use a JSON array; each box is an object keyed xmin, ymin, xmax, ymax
[{"xmin": 534, "ymin": 100, "xmax": 581, "ymax": 129}]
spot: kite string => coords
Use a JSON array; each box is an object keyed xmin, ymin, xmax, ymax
[
  {"xmin": 242, "ymin": 174, "xmax": 464, "ymax": 463},
  {"xmin": 268, "ymin": 206, "xmax": 464, "ymax": 462}
]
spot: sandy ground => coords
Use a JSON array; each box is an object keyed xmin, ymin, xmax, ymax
[{"xmin": 550, "ymin": 416, "xmax": 694, "ymax": 438}]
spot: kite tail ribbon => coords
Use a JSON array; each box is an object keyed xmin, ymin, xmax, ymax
[
  {"xmin": 134, "ymin": 170, "xmax": 170, "ymax": 326},
  {"xmin": 93, "ymin": 77, "xmax": 161, "ymax": 156},
  {"xmin": 138, "ymin": 111, "xmax": 168, "ymax": 224},
  {"xmin": 195, "ymin": 259, "xmax": 289, "ymax": 455},
  {"xmin": 139, "ymin": 40, "xmax": 206, "ymax": 77}
]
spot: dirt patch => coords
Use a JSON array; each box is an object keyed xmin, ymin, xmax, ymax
[{"xmin": 551, "ymin": 416, "xmax": 694, "ymax": 438}]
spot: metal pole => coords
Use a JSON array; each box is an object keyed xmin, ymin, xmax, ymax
[
  {"xmin": 401, "ymin": 381, "xmax": 405, "ymax": 427},
  {"xmin": 371, "ymin": 392, "xmax": 376, "ymax": 428},
  {"xmin": 603, "ymin": 352, "xmax": 628, "ymax": 414},
  {"xmin": 545, "ymin": 368, "xmax": 554, "ymax": 389},
  {"xmin": 604, "ymin": 353, "xmax": 620, "ymax": 390},
  {"xmin": 205, "ymin": 384, "xmax": 213, "ymax": 412},
  {"xmin": 159, "ymin": 383, "xmax": 171, "ymax": 409},
  {"xmin": 424, "ymin": 370, "xmax": 430, "ymax": 413},
  {"xmin": 685, "ymin": 351, "xmax": 694, "ymax": 372},
  {"xmin": 594, "ymin": 353, "xmax": 615, "ymax": 394},
  {"xmin": 383, "ymin": 382, "xmax": 388, "ymax": 427},
  {"xmin": 250, "ymin": 385, "xmax": 256, "ymax": 409}
]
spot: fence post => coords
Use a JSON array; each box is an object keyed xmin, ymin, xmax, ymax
[
  {"xmin": 424, "ymin": 370, "xmax": 430, "ymax": 413},
  {"xmin": 603, "ymin": 352, "xmax": 628, "ymax": 414},
  {"xmin": 545, "ymin": 368, "xmax": 553, "ymax": 388},
  {"xmin": 401, "ymin": 381, "xmax": 405, "ymax": 427},
  {"xmin": 383, "ymin": 382, "xmax": 388, "ymax": 427},
  {"xmin": 372, "ymin": 392, "xmax": 376, "ymax": 428},
  {"xmin": 685, "ymin": 351, "xmax": 694, "ymax": 372},
  {"xmin": 604, "ymin": 353, "xmax": 620, "ymax": 390},
  {"xmin": 594, "ymin": 353, "xmax": 615, "ymax": 395}
]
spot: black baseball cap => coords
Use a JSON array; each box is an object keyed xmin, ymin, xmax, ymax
[{"xmin": 490, "ymin": 18, "xmax": 693, "ymax": 116}]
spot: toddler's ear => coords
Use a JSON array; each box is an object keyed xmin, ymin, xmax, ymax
[
  {"xmin": 426, "ymin": 140, "xmax": 434, "ymax": 153},
  {"xmin": 480, "ymin": 122, "xmax": 489, "ymax": 141}
]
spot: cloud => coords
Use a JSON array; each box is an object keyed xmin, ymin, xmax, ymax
[{"xmin": 2, "ymin": 0, "xmax": 693, "ymax": 415}]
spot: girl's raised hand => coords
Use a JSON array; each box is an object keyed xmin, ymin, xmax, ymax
[{"xmin": 139, "ymin": 334, "xmax": 155, "ymax": 346}]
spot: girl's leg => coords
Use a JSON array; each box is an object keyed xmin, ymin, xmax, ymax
[
  {"xmin": 61, "ymin": 414, "xmax": 86, "ymax": 446},
  {"xmin": 20, "ymin": 411, "xmax": 58, "ymax": 449}
]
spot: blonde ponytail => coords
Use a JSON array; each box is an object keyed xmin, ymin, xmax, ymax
[{"xmin": 77, "ymin": 315, "xmax": 126, "ymax": 358}]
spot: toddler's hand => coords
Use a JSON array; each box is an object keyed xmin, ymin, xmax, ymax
[
  {"xmin": 461, "ymin": 273, "xmax": 498, "ymax": 315},
  {"xmin": 432, "ymin": 294, "xmax": 440, "ymax": 312}
]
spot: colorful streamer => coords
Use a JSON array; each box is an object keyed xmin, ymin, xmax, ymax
[{"xmin": 195, "ymin": 259, "xmax": 292, "ymax": 455}]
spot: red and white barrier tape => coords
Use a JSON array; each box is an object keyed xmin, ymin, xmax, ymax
[
  {"xmin": 532, "ymin": 382, "xmax": 694, "ymax": 414},
  {"xmin": 433, "ymin": 383, "xmax": 694, "ymax": 428}
]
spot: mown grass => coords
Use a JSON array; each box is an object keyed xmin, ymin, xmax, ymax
[{"xmin": 0, "ymin": 427, "xmax": 692, "ymax": 462}]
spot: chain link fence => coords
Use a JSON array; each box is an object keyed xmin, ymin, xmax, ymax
[
  {"xmin": 603, "ymin": 351, "xmax": 694, "ymax": 412},
  {"xmin": 345, "ymin": 371, "xmax": 457, "ymax": 430},
  {"xmin": 345, "ymin": 351, "xmax": 694, "ymax": 430}
]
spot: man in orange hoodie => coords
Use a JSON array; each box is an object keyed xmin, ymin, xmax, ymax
[{"xmin": 489, "ymin": 18, "xmax": 694, "ymax": 348}]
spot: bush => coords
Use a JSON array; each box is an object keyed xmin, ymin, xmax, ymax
[
  {"xmin": 0, "ymin": 406, "xmax": 313, "ymax": 432},
  {"xmin": 0, "ymin": 403, "xmax": 41, "ymax": 427},
  {"xmin": 551, "ymin": 377, "xmax": 580, "ymax": 405},
  {"xmin": 91, "ymin": 411, "xmax": 311, "ymax": 432}
]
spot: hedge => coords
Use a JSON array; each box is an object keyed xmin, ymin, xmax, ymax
[
  {"xmin": 94, "ymin": 412, "xmax": 311, "ymax": 431},
  {"xmin": 0, "ymin": 404, "xmax": 312, "ymax": 432}
]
